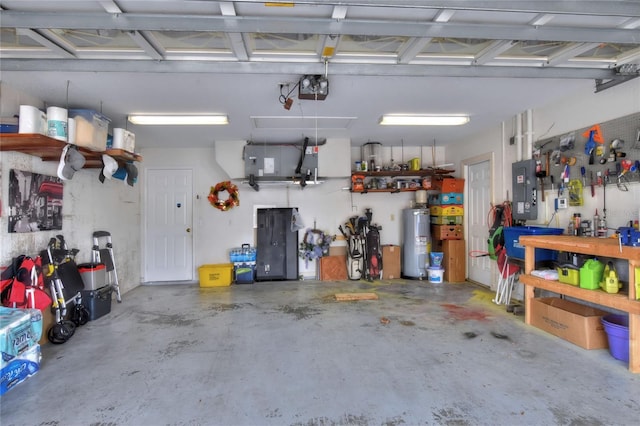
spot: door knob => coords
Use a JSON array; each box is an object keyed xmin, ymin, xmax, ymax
[{"xmin": 186, "ymin": 228, "xmax": 191, "ymax": 233}]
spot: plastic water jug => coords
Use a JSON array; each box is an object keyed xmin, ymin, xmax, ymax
[
  {"xmin": 579, "ymin": 259, "xmax": 604, "ymax": 290},
  {"xmin": 600, "ymin": 262, "xmax": 621, "ymax": 294}
]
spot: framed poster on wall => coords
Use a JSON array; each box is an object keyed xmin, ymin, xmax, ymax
[{"xmin": 8, "ymin": 169, "xmax": 63, "ymax": 233}]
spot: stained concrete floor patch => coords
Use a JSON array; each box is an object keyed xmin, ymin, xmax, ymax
[{"xmin": 1, "ymin": 280, "xmax": 639, "ymax": 425}]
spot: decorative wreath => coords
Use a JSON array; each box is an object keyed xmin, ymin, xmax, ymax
[
  {"xmin": 208, "ymin": 181, "xmax": 239, "ymax": 211},
  {"xmin": 299, "ymin": 228, "xmax": 335, "ymax": 263}
]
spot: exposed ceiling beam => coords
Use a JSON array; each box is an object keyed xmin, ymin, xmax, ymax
[
  {"xmin": 397, "ymin": 37, "xmax": 432, "ymax": 64},
  {"xmin": 319, "ymin": 34, "xmax": 340, "ymax": 59},
  {"xmin": 331, "ymin": 5, "xmax": 348, "ymax": 20},
  {"xmin": 226, "ymin": 1, "xmax": 640, "ymax": 17},
  {"xmin": 621, "ymin": 17, "xmax": 640, "ymax": 30},
  {"xmin": 546, "ymin": 42, "xmax": 602, "ymax": 66},
  {"xmin": 473, "ymin": 40, "xmax": 516, "ymax": 65},
  {"xmin": 98, "ymin": 0, "xmax": 122, "ymax": 14},
  {"xmin": 15, "ymin": 28, "xmax": 76, "ymax": 58},
  {"xmin": 127, "ymin": 30, "xmax": 164, "ymax": 60},
  {"xmin": 0, "ymin": 58, "xmax": 617, "ymax": 79},
  {"xmin": 529, "ymin": 13, "xmax": 555, "ymax": 26},
  {"xmin": 616, "ymin": 46, "xmax": 640, "ymax": 66},
  {"xmin": 219, "ymin": 2, "xmax": 249, "ymax": 61},
  {"xmin": 1, "ymin": 11, "xmax": 637, "ymax": 45},
  {"xmin": 433, "ymin": 9, "xmax": 455, "ymax": 23}
]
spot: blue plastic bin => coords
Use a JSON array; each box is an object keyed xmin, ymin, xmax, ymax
[{"xmin": 503, "ymin": 226, "xmax": 564, "ymax": 260}]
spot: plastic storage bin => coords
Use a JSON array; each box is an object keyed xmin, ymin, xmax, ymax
[
  {"xmin": 229, "ymin": 244, "xmax": 257, "ymax": 262},
  {"xmin": 68, "ymin": 109, "xmax": 111, "ymax": 151},
  {"xmin": 430, "ymin": 215, "xmax": 463, "ymax": 225},
  {"xmin": 199, "ymin": 264, "xmax": 233, "ymax": 287},
  {"xmin": 77, "ymin": 263, "xmax": 106, "ymax": 291},
  {"xmin": 428, "ymin": 192, "xmax": 464, "ymax": 205},
  {"xmin": 430, "ymin": 205, "xmax": 464, "ymax": 216},
  {"xmin": 433, "ymin": 178, "xmax": 464, "ymax": 192},
  {"xmin": 503, "ymin": 226, "xmax": 564, "ymax": 260}
]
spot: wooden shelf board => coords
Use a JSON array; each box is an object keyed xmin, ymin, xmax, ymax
[
  {"xmin": 520, "ymin": 235, "xmax": 640, "ymax": 262},
  {"xmin": 351, "ymin": 168, "xmax": 454, "ymax": 178},
  {"xmin": 520, "ymin": 274, "xmax": 640, "ymax": 314},
  {"xmin": 0, "ymin": 133, "xmax": 142, "ymax": 168}
]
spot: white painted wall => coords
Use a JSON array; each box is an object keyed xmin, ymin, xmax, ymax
[
  {"xmin": 1, "ymin": 83, "xmax": 141, "ymax": 294},
  {"xmin": 446, "ymin": 78, "xmax": 640, "ymax": 292},
  {"xmin": 6, "ymin": 78, "xmax": 636, "ymax": 290},
  {"xmin": 143, "ymin": 140, "xmax": 439, "ymax": 280}
]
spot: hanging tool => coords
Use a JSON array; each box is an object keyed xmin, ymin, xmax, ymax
[
  {"xmin": 590, "ymin": 171, "xmax": 595, "ymax": 197},
  {"xmin": 585, "ymin": 130, "xmax": 596, "ymax": 165},
  {"xmin": 617, "ymin": 160, "xmax": 630, "ymax": 191},
  {"xmin": 580, "ymin": 166, "xmax": 586, "ymax": 187},
  {"xmin": 535, "ymin": 158, "xmax": 546, "ymax": 203}
]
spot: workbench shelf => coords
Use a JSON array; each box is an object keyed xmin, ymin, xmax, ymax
[
  {"xmin": 0, "ymin": 133, "xmax": 142, "ymax": 168},
  {"xmin": 519, "ymin": 235, "xmax": 640, "ymax": 373}
]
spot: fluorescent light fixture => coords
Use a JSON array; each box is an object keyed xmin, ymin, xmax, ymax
[
  {"xmin": 128, "ymin": 114, "xmax": 229, "ymax": 125},
  {"xmin": 379, "ymin": 114, "xmax": 469, "ymax": 126}
]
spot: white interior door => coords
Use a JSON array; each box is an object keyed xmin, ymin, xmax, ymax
[
  {"xmin": 144, "ymin": 169, "xmax": 193, "ymax": 282},
  {"xmin": 467, "ymin": 159, "xmax": 493, "ymax": 286}
]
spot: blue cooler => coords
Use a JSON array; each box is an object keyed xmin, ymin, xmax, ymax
[
  {"xmin": 230, "ymin": 244, "xmax": 256, "ymax": 284},
  {"xmin": 234, "ymin": 262, "xmax": 256, "ymax": 284}
]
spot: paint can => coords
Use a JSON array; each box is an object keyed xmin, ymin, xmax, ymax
[{"xmin": 46, "ymin": 106, "xmax": 68, "ymax": 141}]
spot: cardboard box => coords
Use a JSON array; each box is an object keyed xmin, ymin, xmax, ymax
[
  {"xmin": 382, "ymin": 245, "xmax": 401, "ymax": 279},
  {"xmin": 529, "ymin": 297, "xmax": 609, "ymax": 349},
  {"xmin": 319, "ymin": 255, "xmax": 348, "ymax": 281}
]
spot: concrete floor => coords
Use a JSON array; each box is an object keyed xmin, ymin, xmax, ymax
[{"xmin": 1, "ymin": 279, "xmax": 639, "ymax": 426}]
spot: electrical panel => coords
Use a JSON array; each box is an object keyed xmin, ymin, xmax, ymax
[
  {"xmin": 244, "ymin": 142, "xmax": 318, "ymax": 180},
  {"xmin": 512, "ymin": 159, "xmax": 538, "ymax": 221}
]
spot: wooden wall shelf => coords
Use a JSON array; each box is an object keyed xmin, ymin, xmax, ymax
[
  {"xmin": 0, "ymin": 133, "xmax": 142, "ymax": 168},
  {"xmin": 351, "ymin": 168, "xmax": 454, "ymax": 178}
]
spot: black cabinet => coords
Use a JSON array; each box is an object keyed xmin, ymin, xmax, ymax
[{"xmin": 256, "ymin": 208, "xmax": 299, "ymax": 281}]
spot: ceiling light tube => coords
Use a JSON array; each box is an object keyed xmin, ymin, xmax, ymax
[
  {"xmin": 379, "ymin": 115, "xmax": 469, "ymax": 126},
  {"xmin": 128, "ymin": 115, "xmax": 229, "ymax": 125}
]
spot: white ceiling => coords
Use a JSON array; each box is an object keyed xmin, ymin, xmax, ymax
[{"xmin": 1, "ymin": 1, "xmax": 639, "ymax": 149}]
